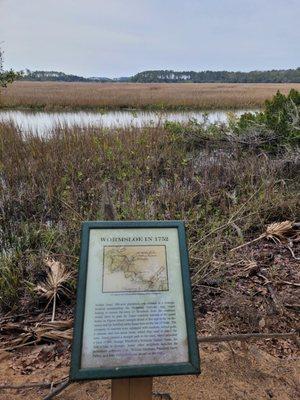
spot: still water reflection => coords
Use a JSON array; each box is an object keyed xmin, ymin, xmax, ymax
[{"xmin": 0, "ymin": 109, "xmax": 256, "ymax": 135}]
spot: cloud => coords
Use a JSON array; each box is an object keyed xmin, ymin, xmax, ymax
[{"xmin": 0, "ymin": 0, "xmax": 299, "ymax": 76}]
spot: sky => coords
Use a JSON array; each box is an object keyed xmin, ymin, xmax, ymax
[{"xmin": 1, "ymin": 0, "xmax": 299, "ymax": 77}]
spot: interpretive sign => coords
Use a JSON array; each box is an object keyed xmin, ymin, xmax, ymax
[{"xmin": 70, "ymin": 221, "xmax": 200, "ymax": 380}]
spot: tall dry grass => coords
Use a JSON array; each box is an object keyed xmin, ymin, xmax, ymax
[
  {"xmin": 2, "ymin": 82, "xmax": 300, "ymax": 111},
  {"xmin": 1, "ymin": 119, "xmax": 299, "ymax": 312}
]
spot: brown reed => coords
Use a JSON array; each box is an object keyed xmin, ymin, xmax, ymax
[{"xmin": 1, "ymin": 81, "xmax": 300, "ymax": 111}]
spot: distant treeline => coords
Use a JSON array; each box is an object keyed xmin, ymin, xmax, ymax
[
  {"xmin": 131, "ymin": 68, "xmax": 300, "ymax": 83},
  {"xmin": 21, "ymin": 70, "xmax": 113, "ymax": 82},
  {"xmin": 21, "ymin": 68, "xmax": 300, "ymax": 83}
]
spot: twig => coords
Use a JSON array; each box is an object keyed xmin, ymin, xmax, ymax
[
  {"xmin": 231, "ymin": 220, "xmax": 298, "ymax": 253},
  {"xmin": 3, "ymin": 340, "xmax": 39, "ymax": 351},
  {"xmin": 190, "ymin": 217, "xmax": 242, "ymax": 249},
  {"xmin": 190, "ymin": 211, "xmax": 258, "ymax": 250},
  {"xmin": 286, "ymin": 245, "xmax": 300, "ymax": 260},
  {"xmin": 277, "ymin": 280, "xmax": 300, "ymax": 287},
  {"xmin": 0, "ymin": 377, "xmax": 68, "ymax": 390},
  {"xmin": 198, "ymin": 331, "xmax": 298, "ymax": 343},
  {"xmin": 54, "ymin": 196, "xmax": 83, "ymax": 219},
  {"xmin": 230, "ymin": 234, "xmax": 264, "ymax": 252},
  {"xmin": 231, "ymin": 222, "xmax": 244, "ymax": 240},
  {"xmin": 42, "ymin": 379, "xmax": 71, "ymax": 400},
  {"xmin": 51, "ymin": 292, "xmax": 57, "ymax": 322}
]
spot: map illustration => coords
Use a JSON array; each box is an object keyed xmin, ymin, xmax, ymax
[{"xmin": 102, "ymin": 245, "xmax": 168, "ymax": 292}]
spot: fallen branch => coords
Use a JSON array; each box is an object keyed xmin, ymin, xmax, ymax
[
  {"xmin": 0, "ymin": 377, "xmax": 68, "ymax": 390},
  {"xmin": 198, "ymin": 331, "xmax": 298, "ymax": 343},
  {"xmin": 42, "ymin": 379, "xmax": 71, "ymax": 400},
  {"xmin": 3, "ymin": 340, "xmax": 39, "ymax": 352}
]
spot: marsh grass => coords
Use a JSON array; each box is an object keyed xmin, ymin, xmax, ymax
[
  {"xmin": 2, "ymin": 82, "xmax": 300, "ymax": 111},
  {"xmin": 0, "ymin": 118, "xmax": 299, "ymax": 311}
]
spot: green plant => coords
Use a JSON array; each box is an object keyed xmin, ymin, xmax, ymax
[
  {"xmin": 237, "ymin": 89, "xmax": 300, "ymax": 145},
  {"xmin": 1, "ymin": 118, "xmax": 299, "ymax": 312},
  {"xmin": 0, "ymin": 49, "xmax": 21, "ymax": 88},
  {"xmin": 0, "ymin": 251, "xmax": 23, "ymax": 310}
]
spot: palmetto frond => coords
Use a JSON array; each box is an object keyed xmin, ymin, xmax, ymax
[
  {"xmin": 265, "ymin": 221, "xmax": 295, "ymax": 242},
  {"xmin": 35, "ymin": 258, "xmax": 73, "ymax": 321},
  {"xmin": 231, "ymin": 220, "xmax": 298, "ymax": 252}
]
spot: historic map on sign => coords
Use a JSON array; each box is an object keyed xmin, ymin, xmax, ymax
[{"xmin": 102, "ymin": 245, "xmax": 168, "ymax": 293}]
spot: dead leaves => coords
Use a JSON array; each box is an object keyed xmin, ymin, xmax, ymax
[
  {"xmin": 7, "ymin": 344, "xmax": 70, "ymax": 376},
  {"xmin": 1, "ymin": 258, "xmax": 74, "ymax": 353},
  {"xmin": 1, "ymin": 320, "xmax": 73, "ymax": 351}
]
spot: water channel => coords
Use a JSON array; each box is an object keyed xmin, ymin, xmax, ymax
[{"xmin": 0, "ymin": 109, "xmax": 256, "ymax": 135}]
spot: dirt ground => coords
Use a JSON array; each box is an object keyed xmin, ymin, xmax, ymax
[
  {"xmin": 1, "ymin": 236, "xmax": 299, "ymax": 399},
  {"xmin": 0, "ymin": 343, "xmax": 299, "ymax": 400}
]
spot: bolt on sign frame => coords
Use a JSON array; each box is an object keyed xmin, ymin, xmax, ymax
[{"xmin": 70, "ymin": 220, "xmax": 200, "ymax": 380}]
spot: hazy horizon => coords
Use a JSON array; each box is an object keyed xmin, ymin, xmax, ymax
[{"xmin": 1, "ymin": 0, "xmax": 299, "ymax": 78}]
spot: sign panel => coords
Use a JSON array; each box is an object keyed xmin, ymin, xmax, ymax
[{"xmin": 70, "ymin": 221, "xmax": 200, "ymax": 380}]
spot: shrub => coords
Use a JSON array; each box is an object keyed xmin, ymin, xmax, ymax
[{"xmin": 237, "ymin": 89, "xmax": 300, "ymax": 145}]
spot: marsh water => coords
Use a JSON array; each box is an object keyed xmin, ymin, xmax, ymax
[{"xmin": 0, "ymin": 109, "xmax": 256, "ymax": 135}]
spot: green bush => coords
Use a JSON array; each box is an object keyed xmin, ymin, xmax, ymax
[{"xmin": 237, "ymin": 89, "xmax": 300, "ymax": 144}]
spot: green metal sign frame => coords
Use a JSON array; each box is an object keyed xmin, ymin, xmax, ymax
[{"xmin": 70, "ymin": 220, "xmax": 200, "ymax": 380}]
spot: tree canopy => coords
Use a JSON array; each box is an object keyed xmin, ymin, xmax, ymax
[
  {"xmin": 0, "ymin": 49, "xmax": 20, "ymax": 87},
  {"xmin": 131, "ymin": 68, "xmax": 300, "ymax": 83},
  {"xmin": 4, "ymin": 65, "xmax": 300, "ymax": 84}
]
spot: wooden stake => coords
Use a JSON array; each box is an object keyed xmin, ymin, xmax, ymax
[
  {"xmin": 112, "ymin": 378, "xmax": 153, "ymax": 400},
  {"xmin": 103, "ymin": 187, "xmax": 153, "ymax": 399}
]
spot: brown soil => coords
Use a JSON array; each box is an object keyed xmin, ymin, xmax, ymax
[{"xmin": 0, "ymin": 344, "xmax": 299, "ymax": 400}]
